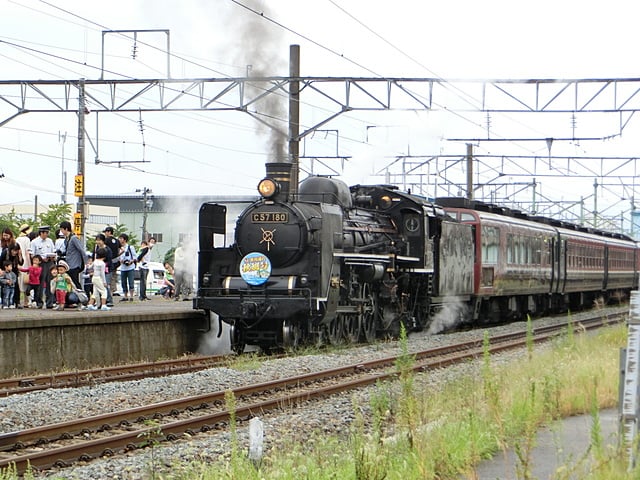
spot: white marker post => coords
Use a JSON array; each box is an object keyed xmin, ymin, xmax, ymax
[{"xmin": 248, "ymin": 417, "xmax": 264, "ymax": 468}]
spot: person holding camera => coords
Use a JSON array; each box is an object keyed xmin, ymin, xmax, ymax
[{"xmin": 117, "ymin": 233, "xmax": 137, "ymax": 302}]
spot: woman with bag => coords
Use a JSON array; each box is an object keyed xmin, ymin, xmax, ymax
[{"xmin": 16, "ymin": 224, "xmax": 31, "ymax": 306}]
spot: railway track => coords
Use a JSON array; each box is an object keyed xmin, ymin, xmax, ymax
[
  {"xmin": 0, "ymin": 310, "xmax": 623, "ymax": 475},
  {"xmin": 0, "ymin": 355, "xmax": 235, "ymax": 397}
]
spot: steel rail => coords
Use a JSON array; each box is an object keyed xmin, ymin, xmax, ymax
[{"xmin": 0, "ymin": 311, "xmax": 624, "ymax": 474}]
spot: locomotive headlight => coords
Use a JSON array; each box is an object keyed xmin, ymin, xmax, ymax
[
  {"xmin": 298, "ymin": 275, "xmax": 309, "ymax": 286},
  {"xmin": 258, "ymin": 178, "xmax": 278, "ymax": 198},
  {"xmin": 379, "ymin": 195, "xmax": 392, "ymax": 209}
]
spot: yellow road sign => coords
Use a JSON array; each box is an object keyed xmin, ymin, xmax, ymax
[
  {"xmin": 74, "ymin": 174, "xmax": 84, "ymax": 197},
  {"xmin": 73, "ymin": 212, "xmax": 82, "ymax": 235}
]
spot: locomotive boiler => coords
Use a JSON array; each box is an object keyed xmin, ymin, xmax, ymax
[{"xmin": 194, "ymin": 163, "xmax": 474, "ymax": 352}]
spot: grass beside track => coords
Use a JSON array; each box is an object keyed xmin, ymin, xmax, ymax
[
  {"xmin": 4, "ymin": 315, "xmax": 635, "ymax": 479},
  {"xmin": 194, "ymin": 319, "xmax": 632, "ymax": 480}
]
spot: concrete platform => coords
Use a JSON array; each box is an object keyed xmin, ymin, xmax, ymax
[
  {"xmin": 471, "ymin": 409, "xmax": 620, "ymax": 479},
  {"xmin": 0, "ymin": 296, "xmax": 210, "ymax": 377}
]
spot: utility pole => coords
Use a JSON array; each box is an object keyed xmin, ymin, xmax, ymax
[
  {"xmin": 288, "ymin": 44, "xmax": 300, "ymax": 195},
  {"xmin": 75, "ymin": 79, "xmax": 87, "ymax": 245},
  {"xmin": 137, "ymin": 187, "xmax": 153, "ymax": 241},
  {"xmin": 466, "ymin": 143, "xmax": 473, "ymax": 200},
  {"xmin": 59, "ymin": 131, "xmax": 67, "ymax": 204},
  {"xmin": 594, "ymin": 179, "xmax": 599, "ymax": 228}
]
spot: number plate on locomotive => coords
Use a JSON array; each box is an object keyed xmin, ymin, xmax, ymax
[{"xmin": 251, "ymin": 212, "xmax": 289, "ymax": 223}]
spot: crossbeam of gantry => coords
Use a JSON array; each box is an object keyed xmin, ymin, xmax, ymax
[{"xmin": 2, "ymin": 76, "xmax": 640, "ymax": 136}]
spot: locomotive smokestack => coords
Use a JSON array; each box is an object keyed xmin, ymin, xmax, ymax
[{"xmin": 265, "ymin": 161, "xmax": 293, "ymax": 200}]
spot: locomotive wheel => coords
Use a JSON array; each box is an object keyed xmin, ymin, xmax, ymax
[
  {"xmin": 229, "ymin": 324, "xmax": 246, "ymax": 355},
  {"xmin": 344, "ymin": 314, "xmax": 360, "ymax": 344},
  {"xmin": 282, "ymin": 320, "xmax": 302, "ymax": 349},
  {"xmin": 360, "ymin": 283, "xmax": 377, "ymax": 343},
  {"xmin": 327, "ymin": 317, "xmax": 345, "ymax": 345}
]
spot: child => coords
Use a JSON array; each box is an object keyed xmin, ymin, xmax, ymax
[
  {"xmin": 20, "ymin": 254, "xmax": 43, "ymax": 308},
  {"xmin": 0, "ymin": 261, "xmax": 16, "ymax": 309},
  {"xmin": 87, "ymin": 248, "xmax": 111, "ymax": 311},
  {"xmin": 83, "ymin": 255, "xmax": 94, "ymax": 298},
  {"xmin": 51, "ymin": 260, "xmax": 73, "ymax": 311}
]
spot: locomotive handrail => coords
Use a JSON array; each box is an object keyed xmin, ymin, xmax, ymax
[{"xmin": 334, "ymin": 252, "xmax": 391, "ymax": 261}]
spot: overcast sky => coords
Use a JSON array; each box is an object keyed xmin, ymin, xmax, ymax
[{"xmin": 1, "ymin": 0, "xmax": 639, "ymax": 229}]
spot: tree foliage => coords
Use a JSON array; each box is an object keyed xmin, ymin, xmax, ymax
[
  {"xmin": 37, "ymin": 204, "xmax": 73, "ymax": 232},
  {"xmin": 0, "ymin": 205, "xmax": 140, "ymax": 255},
  {"xmin": 0, "ymin": 204, "xmax": 73, "ymax": 237}
]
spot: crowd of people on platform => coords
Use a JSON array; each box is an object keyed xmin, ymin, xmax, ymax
[{"xmin": 0, "ymin": 222, "xmax": 185, "ymax": 311}]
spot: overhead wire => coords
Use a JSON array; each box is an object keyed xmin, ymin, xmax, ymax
[
  {"xmin": 5, "ymin": 0, "xmax": 375, "ymax": 159},
  {"xmin": 227, "ymin": 0, "xmax": 540, "ymax": 159},
  {"xmin": 319, "ymin": 0, "xmax": 596, "ymax": 183},
  {"xmin": 0, "ymin": 37, "xmax": 278, "ymax": 180},
  {"xmin": 2, "ymin": 0, "xmax": 623, "ymax": 210}
]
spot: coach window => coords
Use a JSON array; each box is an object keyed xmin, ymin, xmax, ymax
[
  {"xmin": 531, "ymin": 238, "xmax": 540, "ymax": 264},
  {"xmin": 482, "ymin": 226, "xmax": 499, "ymax": 264}
]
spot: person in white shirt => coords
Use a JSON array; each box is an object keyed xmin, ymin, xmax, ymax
[
  {"xmin": 87, "ymin": 248, "xmax": 111, "ymax": 311},
  {"xmin": 136, "ymin": 240, "xmax": 152, "ymax": 301},
  {"xmin": 15, "ymin": 224, "xmax": 32, "ymax": 307},
  {"xmin": 29, "ymin": 226, "xmax": 56, "ymax": 308}
]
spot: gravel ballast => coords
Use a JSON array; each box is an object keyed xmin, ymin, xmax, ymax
[{"xmin": 0, "ymin": 309, "xmax": 620, "ymax": 479}]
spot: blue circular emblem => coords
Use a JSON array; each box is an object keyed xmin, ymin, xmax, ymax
[{"xmin": 239, "ymin": 252, "xmax": 272, "ymax": 286}]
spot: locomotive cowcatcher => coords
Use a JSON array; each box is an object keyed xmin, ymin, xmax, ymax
[{"xmin": 194, "ymin": 162, "xmax": 474, "ymax": 353}]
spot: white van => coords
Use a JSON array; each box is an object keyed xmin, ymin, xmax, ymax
[{"xmin": 114, "ymin": 261, "xmax": 166, "ymax": 296}]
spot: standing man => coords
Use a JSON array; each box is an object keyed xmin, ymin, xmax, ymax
[
  {"xmin": 103, "ymin": 226, "xmax": 121, "ymax": 307},
  {"xmin": 136, "ymin": 240, "xmax": 151, "ymax": 301},
  {"xmin": 29, "ymin": 226, "xmax": 56, "ymax": 308},
  {"xmin": 173, "ymin": 241, "xmax": 186, "ymax": 301},
  {"xmin": 59, "ymin": 221, "xmax": 86, "ymax": 289}
]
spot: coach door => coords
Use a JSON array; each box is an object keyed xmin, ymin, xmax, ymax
[
  {"xmin": 553, "ymin": 235, "xmax": 567, "ymax": 294},
  {"xmin": 603, "ymin": 245, "xmax": 609, "ymax": 291},
  {"xmin": 550, "ymin": 233, "xmax": 565, "ymax": 294}
]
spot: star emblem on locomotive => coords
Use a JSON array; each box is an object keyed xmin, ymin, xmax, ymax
[{"xmin": 260, "ymin": 227, "xmax": 276, "ymax": 251}]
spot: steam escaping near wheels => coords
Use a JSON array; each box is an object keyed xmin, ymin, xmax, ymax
[
  {"xmin": 427, "ymin": 299, "xmax": 470, "ymax": 335},
  {"xmin": 197, "ymin": 312, "xmax": 232, "ymax": 355}
]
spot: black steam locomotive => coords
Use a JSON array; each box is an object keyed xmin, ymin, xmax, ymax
[
  {"xmin": 194, "ymin": 163, "xmax": 638, "ymax": 353},
  {"xmin": 194, "ymin": 163, "xmax": 474, "ymax": 352}
]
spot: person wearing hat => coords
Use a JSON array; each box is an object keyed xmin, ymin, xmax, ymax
[
  {"xmin": 51, "ymin": 260, "xmax": 73, "ymax": 311},
  {"xmin": 15, "ymin": 224, "xmax": 32, "ymax": 306},
  {"xmin": 29, "ymin": 226, "xmax": 56, "ymax": 308}
]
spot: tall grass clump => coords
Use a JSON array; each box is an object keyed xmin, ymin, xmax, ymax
[
  {"xmin": 3, "ymin": 320, "xmax": 635, "ymax": 480},
  {"xmin": 394, "ymin": 323, "xmax": 418, "ymax": 449},
  {"xmin": 179, "ymin": 322, "xmax": 636, "ymax": 479}
]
